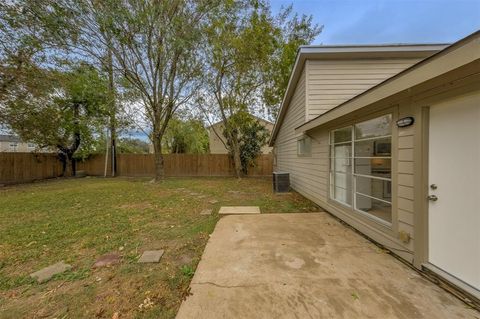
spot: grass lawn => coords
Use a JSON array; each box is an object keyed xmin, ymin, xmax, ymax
[{"xmin": 0, "ymin": 177, "xmax": 318, "ymax": 319}]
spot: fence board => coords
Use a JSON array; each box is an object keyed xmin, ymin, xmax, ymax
[
  {"xmin": 0, "ymin": 153, "xmax": 272, "ymax": 184},
  {"xmin": 0, "ymin": 153, "xmax": 63, "ymax": 184}
]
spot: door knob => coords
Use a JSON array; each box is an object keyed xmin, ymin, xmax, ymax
[
  {"xmin": 430, "ymin": 184, "xmax": 437, "ymax": 190},
  {"xmin": 427, "ymin": 195, "xmax": 438, "ymax": 201}
]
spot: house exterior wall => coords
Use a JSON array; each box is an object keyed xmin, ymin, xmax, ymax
[
  {"xmin": 305, "ymin": 58, "xmax": 423, "ymax": 121},
  {"xmin": 276, "ymin": 105, "xmax": 415, "ymax": 262},
  {"xmin": 0, "ymin": 141, "xmax": 37, "ymax": 153},
  {"xmin": 274, "ymin": 64, "xmax": 480, "ymax": 266},
  {"xmin": 273, "ymin": 67, "xmax": 329, "ymax": 202},
  {"xmin": 208, "ymin": 123, "xmax": 229, "ymax": 154},
  {"xmin": 273, "ymin": 34, "xmax": 480, "ymax": 300},
  {"xmin": 209, "ymin": 120, "xmax": 274, "ymax": 154}
]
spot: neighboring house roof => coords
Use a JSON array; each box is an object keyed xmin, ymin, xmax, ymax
[
  {"xmin": 0, "ymin": 134, "xmax": 22, "ymax": 143},
  {"xmin": 295, "ymin": 30, "xmax": 480, "ymax": 133},
  {"xmin": 208, "ymin": 114, "xmax": 274, "ymax": 129},
  {"xmin": 269, "ymin": 43, "xmax": 449, "ymax": 146}
]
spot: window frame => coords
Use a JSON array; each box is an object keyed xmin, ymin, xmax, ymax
[
  {"xmin": 328, "ymin": 109, "xmax": 397, "ymax": 230},
  {"xmin": 297, "ymin": 134, "xmax": 312, "ymax": 157},
  {"xmin": 9, "ymin": 142, "xmax": 18, "ymax": 151},
  {"xmin": 329, "ymin": 126, "xmax": 353, "ymax": 207}
]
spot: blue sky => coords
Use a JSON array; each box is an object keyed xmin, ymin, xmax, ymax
[{"xmin": 270, "ymin": 0, "xmax": 480, "ymax": 45}]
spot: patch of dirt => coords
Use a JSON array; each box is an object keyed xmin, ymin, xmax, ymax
[
  {"xmin": 118, "ymin": 203, "xmax": 152, "ymax": 210},
  {"xmin": 93, "ymin": 253, "xmax": 122, "ymax": 268},
  {"xmin": 174, "ymin": 254, "xmax": 195, "ymax": 267}
]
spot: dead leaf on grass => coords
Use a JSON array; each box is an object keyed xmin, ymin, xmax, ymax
[{"xmin": 138, "ymin": 297, "xmax": 155, "ymax": 310}]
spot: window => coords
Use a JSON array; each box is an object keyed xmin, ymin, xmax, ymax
[
  {"xmin": 297, "ymin": 135, "xmax": 311, "ymax": 156},
  {"xmin": 9, "ymin": 142, "xmax": 18, "ymax": 151},
  {"xmin": 330, "ymin": 127, "xmax": 353, "ymax": 206},
  {"xmin": 329, "ymin": 114, "xmax": 392, "ymax": 225},
  {"xmin": 28, "ymin": 143, "xmax": 35, "ymax": 148}
]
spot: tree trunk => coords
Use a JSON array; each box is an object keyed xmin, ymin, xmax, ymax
[
  {"xmin": 107, "ymin": 45, "xmax": 117, "ymax": 177},
  {"xmin": 70, "ymin": 153, "xmax": 76, "ymax": 177},
  {"xmin": 153, "ymin": 137, "xmax": 164, "ymax": 181},
  {"xmin": 59, "ymin": 152, "xmax": 68, "ymax": 177},
  {"xmin": 231, "ymin": 138, "xmax": 243, "ymax": 178},
  {"xmin": 58, "ymin": 150, "xmax": 75, "ymax": 177},
  {"xmin": 110, "ymin": 123, "xmax": 116, "ymax": 176},
  {"xmin": 64, "ymin": 156, "xmax": 73, "ymax": 177},
  {"xmin": 69, "ymin": 103, "xmax": 81, "ymax": 177}
]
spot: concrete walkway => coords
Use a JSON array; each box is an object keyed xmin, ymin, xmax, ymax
[{"xmin": 176, "ymin": 213, "xmax": 479, "ymax": 319}]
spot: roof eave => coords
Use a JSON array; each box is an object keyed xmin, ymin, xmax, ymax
[
  {"xmin": 268, "ymin": 44, "xmax": 449, "ymax": 147},
  {"xmin": 294, "ymin": 31, "xmax": 480, "ymax": 133}
]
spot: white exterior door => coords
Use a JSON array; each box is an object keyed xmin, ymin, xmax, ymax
[{"xmin": 428, "ymin": 91, "xmax": 480, "ymax": 291}]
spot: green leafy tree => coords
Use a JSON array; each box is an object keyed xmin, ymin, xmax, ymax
[
  {"xmin": 117, "ymin": 138, "xmax": 150, "ymax": 154},
  {"xmin": 163, "ymin": 117, "xmax": 209, "ymax": 154},
  {"xmin": 1, "ymin": 0, "xmax": 218, "ymax": 181},
  {"xmin": 203, "ymin": 1, "xmax": 320, "ymax": 177},
  {"xmin": 223, "ymin": 112, "xmax": 269, "ymax": 174},
  {"xmin": 264, "ymin": 5, "xmax": 322, "ymax": 119},
  {"xmin": 203, "ymin": 0, "xmax": 276, "ymax": 177},
  {"xmin": 0, "ymin": 64, "xmax": 109, "ymax": 176},
  {"xmin": 76, "ymin": 135, "xmax": 151, "ymax": 157}
]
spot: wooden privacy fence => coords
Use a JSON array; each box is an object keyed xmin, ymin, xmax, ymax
[
  {"xmin": 0, "ymin": 153, "xmax": 64, "ymax": 185},
  {"xmin": 0, "ymin": 153, "xmax": 273, "ymax": 184},
  {"xmin": 77, "ymin": 153, "xmax": 273, "ymax": 177}
]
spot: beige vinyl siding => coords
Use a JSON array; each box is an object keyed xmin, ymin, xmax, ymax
[
  {"xmin": 396, "ymin": 109, "xmax": 416, "ymax": 248},
  {"xmin": 275, "ymin": 68, "xmax": 330, "ymax": 202},
  {"xmin": 208, "ymin": 124, "xmax": 229, "ymax": 154},
  {"xmin": 276, "ymin": 103, "xmax": 417, "ymax": 261},
  {"xmin": 305, "ymin": 59, "xmax": 423, "ymax": 120},
  {"xmin": 0, "ymin": 141, "xmax": 44, "ymax": 153}
]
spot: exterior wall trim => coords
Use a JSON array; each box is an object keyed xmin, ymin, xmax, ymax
[
  {"xmin": 296, "ymin": 31, "xmax": 480, "ymax": 133},
  {"xmin": 413, "ymin": 106, "xmax": 430, "ymax": 268},
  {"xmin": 269, "ymin": 43, "xmax": 449, "ymax": 147}
]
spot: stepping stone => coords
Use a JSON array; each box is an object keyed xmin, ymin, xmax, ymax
[
  {"xmin": 200, "ymin": 209, "xmax": 213, "ymax": 215},
  {"xmin": 30, "ymin": 261, "xmax": 72, "ymax": 283},
  {"xmin": 138, "ymin": 250, "xmax": 164, "ymax": 263},
  {"xmin": 93, "ymin": 253, "xmax": 122, "ymax": 268},
  {"xmin": 218, "ymin": 206, "xmax": 260, "ymax": 215}
]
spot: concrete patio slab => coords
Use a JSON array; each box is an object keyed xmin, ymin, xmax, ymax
[
  {"xmin": 218, "ymin": 206, "xmax": 260, "ymax": 215},
  {"xmin": 138, "ymin": 250, "xmax": 164, "ymax": 263},
  {"xmin": 30, "ymin": 261, "xmax": 71, "ymax": 282},
  {"xmin": 176, "ymin": 213, "xmax": 478, "ymax": 319}
]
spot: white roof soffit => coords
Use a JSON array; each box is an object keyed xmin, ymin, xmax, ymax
[
  {"xmin": 268, "ymin": 43, "xmax": 449, "ymax": 146},
  {"xmin": 295, "ymin": 31, "xmax": 480, "ymax": 134}
]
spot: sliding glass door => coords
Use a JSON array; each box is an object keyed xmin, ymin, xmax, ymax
[{"xmin": 329, "ymin": 114, "xmax": 393, "ymax": 225}]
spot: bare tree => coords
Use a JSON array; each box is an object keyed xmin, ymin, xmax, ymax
[{"xmin": 2, "ymin": 0, "xmax": 216, "ymax": 180}]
